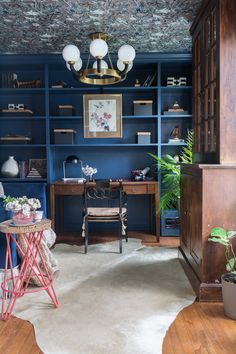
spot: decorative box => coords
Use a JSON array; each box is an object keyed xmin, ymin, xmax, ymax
[
  {"xmin": 133, "ymin": 100, "xmax": 153, "ymax": 116},
  {"xmin": 161, "ymin": 209, "xmax": 180, "ymax": 236},
  {"xmin": 58, "ymin": 105, "xmax": 75, "ymax": 116},
  {"xmin": 0, "ymin": 136, "xmax": 31, "ymax": 144},
  {"xmin": 53, "ymin": 129, "xmax": 77, "ymax": 144},
  {"xmin": 137, "ymin": 132, "xmax": 151, "ymax": 144}
]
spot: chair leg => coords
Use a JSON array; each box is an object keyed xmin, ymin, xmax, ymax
[
  {"xmin": 119, "ymin": 220, "xmax": 122, "ymax": 254},
  {"xmin": 84, "ymin": 219, "xmax": 88, "ymax": 254}
]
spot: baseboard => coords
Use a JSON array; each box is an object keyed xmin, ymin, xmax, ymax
[
  {"xmin": 178, "ymin": 247, "xmax": 222, "ymax": 302},
  {"xmin": 199, "ymin": 283, "xmax": 222, "ymax": 302},
  {"xmin": 178, "ymin": 247, "xmax": 200, "ymax": 297}
]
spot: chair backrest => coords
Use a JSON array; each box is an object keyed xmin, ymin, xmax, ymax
[{"xmin": 84, "ymin": 180, "xmax": 125, "ymax": 213}]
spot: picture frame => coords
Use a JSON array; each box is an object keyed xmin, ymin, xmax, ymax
[
  {"xmin": 83, "ymin": 94, "xmax": 122, "ymax": 138},
  {"xmin": 28, "ymin": 159, "xmax": 47, "ymax": 178}
]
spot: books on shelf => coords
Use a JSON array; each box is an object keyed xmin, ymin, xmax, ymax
[
  {"xmin": 1, "ymin": 72, "xmax": 18, "ymax": 88},
  {"xmin": 142, "ymin": 72, "xmax": 156, "ymax": 87},
  {"xmin": 168, "ymin": 139, "xmax": 185, "ymax": 144},
  {"xmin": 27, "ymin": 168, "xmax": 42, "ymax": 178}
]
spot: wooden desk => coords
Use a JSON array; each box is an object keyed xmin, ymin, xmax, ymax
[{"xmin": 50, "ymin": 180, "xmax": 160, "ymax": 242}]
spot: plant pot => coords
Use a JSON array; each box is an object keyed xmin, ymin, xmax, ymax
[
  {"xmin": 12, "ymin": 211, "xmax": 34, "ymax": 225},
  {"xmin": 222, "ymin": 273, "xmax": 236, "ymax": 320}
]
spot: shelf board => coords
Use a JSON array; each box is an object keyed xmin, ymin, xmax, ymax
[
  {"xmin": 50, "ymin": 143, "xmax": 158, "ymax": 147},
  {"xmin": 102, "ymin": 86, "xmax": 158, "ymax": 91},
  {"xmin": 0, "ymin": 144, "xmax": 46, "ymax": 147},
  {"xmin": 49, "ymin": 115, "xmax": 82, "ymax": 119},
  {"xmin": 49, "ymin": 87, "xmax": 100, "ymax": 93},
  {"xmin": 0, "ymin": 178, "xmax": 47, "ymax": 182},
  {"xmin": 161, "ymin": 114, "xmax": 192, "ymax": 118},
  {"xmin": 123, "ymin": 115, "xmax": 158, "ymax": 119},
  {"xmin": 0, "ymin": 116, "xmax": 46, "ymax": 120},
  {"xmin": 49, "ymin": 115, "xmax": 158, "ymax": 120},
  {"xmin": 161, "ymin": 143, "xmax": 187, "ymax": 146},
  {"xmin": 161, "ymin": 86, "xmax": 192, "ymax": 91},
  {"xmin": 0, "ymin": 88, "xmax": 45, "ymax": 93}
]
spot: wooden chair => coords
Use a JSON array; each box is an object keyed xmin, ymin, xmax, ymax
[{"xmin": 82, "ymin": 180, "xmax": 128, "ymax": 254}]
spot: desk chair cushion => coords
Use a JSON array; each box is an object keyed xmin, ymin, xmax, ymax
[{"xmin": 87, "ymin": 207, "xmax": 127, "ymax": 217}]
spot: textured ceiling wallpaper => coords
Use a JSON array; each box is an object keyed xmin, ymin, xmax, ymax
[{"xmin": 0, "ymin": 0, "xmax": 202, "ymax": 54}]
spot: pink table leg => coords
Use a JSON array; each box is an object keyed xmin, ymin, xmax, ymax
[{"xmin": 1, "ymin": 231, "xmax": 59, "ymax": 321}]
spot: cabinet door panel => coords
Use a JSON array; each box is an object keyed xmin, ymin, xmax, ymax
[
  {"xmin": 180, "ymin": 174, "xmax": 191, "ymax": 252},
  {"xmin": 189, "ymin": 175, "xmax": 202, "ymax": 269},
  {"xmin": 181, "ymin": 172, "xmax": 202, "ymax": 277}
]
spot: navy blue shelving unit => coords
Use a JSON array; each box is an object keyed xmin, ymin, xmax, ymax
[{"xmin": 0, "ymin": 53, "xmax": 192, "ymax": 235}]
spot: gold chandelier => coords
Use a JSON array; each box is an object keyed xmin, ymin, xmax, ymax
[{"xmin": 62, "ymin": 32, "xmax": 135, "ymax": 85}]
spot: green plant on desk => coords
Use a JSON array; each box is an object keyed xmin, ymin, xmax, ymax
[{"xmin": 148, "ymin": 129, "xmax": 193, "ymax": 213}]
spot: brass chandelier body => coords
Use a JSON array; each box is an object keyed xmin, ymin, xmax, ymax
[{"xmin": 63, "ymin": 32, "xmax": 135, "ymax": 85}]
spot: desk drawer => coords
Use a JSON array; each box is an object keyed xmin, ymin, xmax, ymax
[
  {"xmin": 54, "ymin": 185, "xmax": 83, "ymax": 195},
  {"xmin": 124, "ymin": 185, "xmax": 148, "ymax": 195}
]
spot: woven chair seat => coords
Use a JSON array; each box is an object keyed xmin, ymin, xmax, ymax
[{"xmin": 87, "ymin": 207, "xmax": 127, "ymax": 217}]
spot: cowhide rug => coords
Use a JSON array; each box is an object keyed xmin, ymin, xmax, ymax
[{"xmin": 12, "ymin": 239, "xmax": 195, "ymax": 354}]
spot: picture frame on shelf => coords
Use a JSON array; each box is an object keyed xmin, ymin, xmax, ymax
[
  {"xmin": 28, "ymin": 159, "xmax": 47, "ymax": 178},
  {"xmin": 83, "ymin": 94, "xmax": 122, "ymax": 138}
]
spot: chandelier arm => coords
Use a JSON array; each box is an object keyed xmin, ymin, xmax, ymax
[
  {"xmin": 97, "ymin": 58, "xmax": 102, "ymax": 73},
  {"xmin": 107, "ymin": 52, "xmax": 114, "ymax": 70},
  {"xmin": 120, "ymin": 74, "xmax": 127, "ymax": 82},
  {"xmin": 119, "ymin": 63, "xmax": 130, "ymax": 76},
  {"xmin": 69, "ymin": 63, "xmax": 81, "ymax": 78},
  {"xmin": 86, "ymin": 54, "xmax": 91, "ymax": 69}
]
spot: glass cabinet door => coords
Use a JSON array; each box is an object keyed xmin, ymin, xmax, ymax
[
  {"xmin": 203, "ymin": 10, "xmax": 217, "ymax": 154},
  {"xmin": 193, "ymin": 32, "xmax": 202, "ymax": 155}
]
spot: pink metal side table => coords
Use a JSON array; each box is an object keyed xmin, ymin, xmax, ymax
[{"xmin": 0, "ymin": 219, "xmax": 59, "ymax": 320}]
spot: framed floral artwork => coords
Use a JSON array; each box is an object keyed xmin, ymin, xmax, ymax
[{"xmin": 83, "ymin": 94, "xmax": 122, "ymax": 138}]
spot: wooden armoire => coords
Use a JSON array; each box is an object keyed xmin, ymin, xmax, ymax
[{"xmin": 179, "ymin": 0, "xmax": 236, "ymax": 301}]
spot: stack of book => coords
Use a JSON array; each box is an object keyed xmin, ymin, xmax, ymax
[
  {"xmin": 27, "ymin": 168, "xmax": 42, "ymax": 178},
  {"xmin": 168, "ymin": 138, "xmax": 185, "ymax": 144},
  {"xmin": 1, "ymin": 72, "xmax": 18, "ymax": 88}
]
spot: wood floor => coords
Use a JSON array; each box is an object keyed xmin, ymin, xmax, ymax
[
  {"xmin": 1, "ymin": 234, "xmax": 236, "ymax": 354},
  {"xmin": 163, "ymin": 302, "xmax": 236, "ymax": 354}
]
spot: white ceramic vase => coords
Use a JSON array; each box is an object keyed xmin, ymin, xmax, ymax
[{"xmin": 1, "ymin": 156, "xmax": 19, "ymax": 178}]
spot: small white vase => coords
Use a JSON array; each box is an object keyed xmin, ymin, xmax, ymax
[{"xmin": 1, "ymin": 156, "xmax": 19, "ymax": 178}]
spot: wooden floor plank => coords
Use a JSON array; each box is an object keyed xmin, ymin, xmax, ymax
[{"xmin": 163, "ymin": 302, "xmax": 236, "ymax": 354}]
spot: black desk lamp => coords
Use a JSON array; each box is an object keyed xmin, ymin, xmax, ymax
[{"xmin": 62, "ymin": 155, "xmax": 85, "ymax": 182}]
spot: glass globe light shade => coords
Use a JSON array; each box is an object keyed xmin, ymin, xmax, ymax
[
  {"xmin": 118, "ymin": 44, "xmax": 136, "ymax": 62},
  {"xmin": 62, "ymin": 44, "xmax": 80, "ymax": 62},
  {"xmin": 117, "ymin": 59, "xmax": 133, "ymax": 72},
  {"xmin": 92, "ymin": 60, "xmax": 108, "ymax": 69},
  {"xmin": 89, "ymin": 39, "xmax": 108, "ymax": 58},
  {"xmin": 66, "ymin": 58, "xmax": 83, "ymax": 71}
]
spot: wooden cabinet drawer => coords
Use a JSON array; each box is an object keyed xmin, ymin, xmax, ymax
[
  {"xmin": 123, "ymin": 185, "xmax": 148, "ymax": 194},
  {"xmin": 54, "ymin": 185, "xmax": 83, "ymax": 195}
]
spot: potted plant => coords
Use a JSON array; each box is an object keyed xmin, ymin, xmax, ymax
[
  {"xmin": 209, "ymin": 227, "xmax": 236, "ymax": 319},
  {"xmin": 2, "ymin": 195, "xmax": 41, "ymax": 225},
  {"xmin": 148, "ymin": 129, "xmax": 193, "ymax": 213}
]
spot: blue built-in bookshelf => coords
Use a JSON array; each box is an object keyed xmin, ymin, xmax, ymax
[{"xmin": 0, "ymin": 53, "xmax": 192, "ymax": 235}]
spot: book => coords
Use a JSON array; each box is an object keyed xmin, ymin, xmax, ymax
[
  {"xmin": 147, "ymin": 72, "xmax": 157, "ymax": 86},
  {"xmin": 168, "ymin": 138, "xmax": 185, "ymax": 144},
  {"xmin": 142, "ymin": 75, "xmax": 151, "ymax": 87}
]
